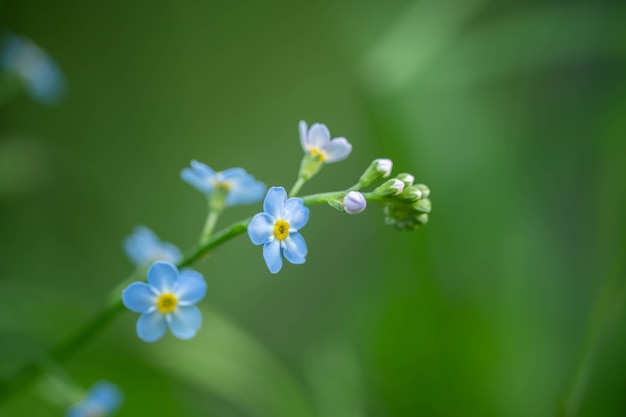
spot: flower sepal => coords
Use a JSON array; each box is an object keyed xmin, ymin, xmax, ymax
[{"xmin": 297, "ymin": 151, "xmax": 325, "ymax": 182}]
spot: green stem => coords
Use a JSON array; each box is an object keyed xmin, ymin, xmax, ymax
[
  {"xmin": 0, "ymin": 218, "xmax": 248, "ymax": 404},
  {"xmin": 200, "ymin": 209, "xmax": 221, "ymax": 245},
  {"xmin": 0, "ymin": 192, "xmax": 344, "ymax": 403},
  {"xmin": 301, "ymin": 191, "xmax": 381, "ymax": 205},
  {"xmin": 289, "ymin": 177, "xmax": 307, "ymax": 197}
]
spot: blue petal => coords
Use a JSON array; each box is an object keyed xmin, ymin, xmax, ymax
[
  {"xmin": 168, "ymin": 305, "xmax": 202, "ymax": 340},
  {"xmin": 123, "ymin": 225, "xmax": 158, "ymax": 265},
  {"xmin": 226, "ymin": 175, "xmax": 266, "ymax": 206},
  {"xmin": 263, "ymin": 187, "xmax": 286, "ymax": 219},
  {"xmin": 123, "ymin": 226, "xmax": 182, "ymax": 266},
  {"xmin": 263, "ymin": 240, "xmax": 283, "ymax": 274},
  {"xmin": 86, "ymin": 381, "xmax": 123, "ymax": 414},
  {"xmin": 248, "ymin": 213, "xmax": 275, "ymax": 245},
  {"xmin": 137, "ymin": 311, "xmax": 167, "ymax": 342},
  {"xmin": 323, "ymin": 137, "xmax": 352, "ymax": 163},
  {"xmin": 307, "ymin": 123, "xmax": 330, "ymax": 149},
  {"xmin": 122, "ymin": 282, "xmax": 157, "ymax": 313},
  {"xmin": 190, "ymin": 160, "xmax": 216, "ymax": 177},
  {"xmin": 174, "ymin": 269, "xmax": 206, "ymax": 305},
  {"xmin": 220, "ymin": 167, "xmax": 247, "ymax": 180},
  {"xmin": 146, "ymin": 261, "xmax": 178, "ymax": 292},
  {"xmin": 283, "ymin": 198, "xmax": 309, "ymax": 230},
  {"xmin": 181, "ymin": 160, "xmax": 216, "ymax": 195},
  {"xmin": 283, "ymin": 233, "xmax": 307, "ymax": 265},
  {"xmin": 2, "ymin": 34, "xmax": 66, "ymax": 104},
  {"xmin": 299, "ymin": 120, "xmax": 309, "ymax": 150},
  {"xmin": 157, "ymin": 242, "xmax": 183, "ymax": 264}
]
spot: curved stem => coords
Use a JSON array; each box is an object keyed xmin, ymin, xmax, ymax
[{"xmin": 0, "ymin": 192, "xmax": 343, "ymax": 403}]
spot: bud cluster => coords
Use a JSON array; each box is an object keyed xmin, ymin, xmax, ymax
[
  {"xmin": 362, "ymin": 161, "xmax": 431, "ymax": 230},
  {"xmin": 331, "ymin": 158, "xmax": 432, "ymax": 228}
]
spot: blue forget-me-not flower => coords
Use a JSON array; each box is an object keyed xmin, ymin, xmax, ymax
[
  {"xmin": 248, "ymin": 187, "xmax": 309, "ymax": 274},
  {"xmin": 0, "ymin": 32, "xmax": 65, "ymax": 104},
  {"xmin": 299, "ymin": 121, "xmax": 352, "ymax": 163},
  {"xmin": 123, "ymin": 226, "xmax": 182, "ymax": 267},
  {"xmin": 67, "ymin": 381, "xmax": 122, "ymax": 417},
  {"xmin": 122, "ymin": 261, "xmax": 206, "ymax": 342},
  {"xmin": 180, "ymin": 160, "xmax": 266, "ymax": 206}
]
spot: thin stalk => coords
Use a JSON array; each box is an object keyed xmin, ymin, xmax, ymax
[
  {"xmin": 289, "ymin": 177, "xmax": 307, "ymax": 197},
  {"xmin": 0, "ymin": 192, "xmax": 346, "ymax": 403}
]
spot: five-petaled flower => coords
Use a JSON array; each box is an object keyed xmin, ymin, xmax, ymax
[
  {"xmin": 299, "ymin": 121, "xmax": 352, "ymax": 163},
  {"xmin": 248, "ymin": 187, "xmax": 309, "ymax": 274},
  {"xmin": 123, "ymin": 225, "xmax": 182, "ymax": 267},
  {"xmin": 122, "ymin": 261, "xmax": 206, "ymax": 342},
  {"xmin": 67, "ymin": 381, "xmax": 122, "ymax": 417},
  {"xmin": 180, "ymin": 160, "xmax": 266, "ymax": 206}
]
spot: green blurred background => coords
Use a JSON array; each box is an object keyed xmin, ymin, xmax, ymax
[{"xmin": 1, "ymin": 0, "xmax": 626, "ymax": 416}]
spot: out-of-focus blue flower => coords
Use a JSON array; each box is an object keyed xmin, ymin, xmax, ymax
[
  {"xmin": 122, "ymin": 261, "xmax": 206, "ymax": 342},
  {"xmin": 123, "ymin": 226, "xmax": 182, "ymax": 267},
  {"xmin": 67, "ymin": 381, "xmax": 122, "ymax": 417},
  {"xmin": 299, "ymin": 121, "xmax": 352, "ymax": 163},
  {"xmin": 181, "ymin": 160, "xmax": 266, "ymax": 206},
  {"xmin": 248, "ymin": 187, "xmax": 309, "ymax": 274},
  {"xmin": 0, "ymin": 32, "xmax": 65, "ymax": 104}
]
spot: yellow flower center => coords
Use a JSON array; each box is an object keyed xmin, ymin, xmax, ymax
[
  {"xmin": 310, "ymin": 148, "xmax": 326, "ymax": 162},
  {"xmin": 156, "ymin": 293, "xmax": 178, "ymax": 314},
  {"xmin": 273, "ymin": 219, "xmax": 290, "ymax": 240},
  {"xmin": 215, "ymin": 181, "xmax": 231, "ymax": 191}
]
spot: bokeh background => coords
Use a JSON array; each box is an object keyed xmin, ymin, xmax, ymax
[{"xmin": 1, "ymin": 0, "xmax": 626, "ymax": 416}]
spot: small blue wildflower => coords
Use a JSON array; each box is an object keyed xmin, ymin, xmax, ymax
[
  {"xmin": 0, "ymin": 32, "xmax": 65, "ymax": 104},
  {"xmin": 180, "ymin": 160, "xmax": 266, "ymax": 206},
  {"xmin": 122, "ymin": 261, "xmax": 206, "ymax": 342},
  {"xmin": 67, "ymin": 381, "xmax": 122, "ymax": 417},
  {"xmin": 299, "ymin": 121, "xmax": 352, "ymax": 163},
  {"xmin": 248, "ymin": 187, "xmax": 309, "ymax": 274},
  {"xmin": 123, "ymin": 226, "xmax": 182, "ymax": 267}
]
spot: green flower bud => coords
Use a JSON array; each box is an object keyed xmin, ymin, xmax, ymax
[
  {"xmin": 374, "ymin": 178, "xmax": 404, "ymax": 197},
  {"xmin": 397, "ymin": 186, "xmax": 422, "ymax": 202},
  {"xmin": 414, "ymin": 183, "xmax": 430, "ymax": 199},
  {"xmin": 416, "ymin": 213, "xmax": 429, "ymax": 225},
  {"xmin": 396, "ymin": 173, "xmax": 415, "ymax": 188},
  {"xmin": 412, "ymin": 198, "xmax": 431, "ymax": 213},
  {"xmin": 383, "ymin": 198, "xmax": 432, "ymax": 230},
  {"xmin": 358, "ymin": 158, "xmax": 393, "ymax": 187}
]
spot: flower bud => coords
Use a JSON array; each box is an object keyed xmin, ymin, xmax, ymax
[
  {"xmin": 358, "ymin": 158, "xmax": 393, "ymax": 187},
  {"xmin": 414, "ymin": 183, "xmax": 430, "ymax": 199},
  {"xmin": 412, "ymin": 198, "xmax": 431, "ymax": 213},
  {"xmin": 374, "ymin": 178, "xmax": 404, "ymax": 197},
  {"xmin": 416, "ymin": 213, "xmax": 429, "ymax": 225},
  {"xmin": 396, "ymin": 173, "xmax": 414, "ymax": 188},
  {"xmin": 398, "ymin": 186, "xmax": 422, "ymax": 202},
  {"xmin": 342, "ymin": 191, "xmax": 367, "ymax": 214}
]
